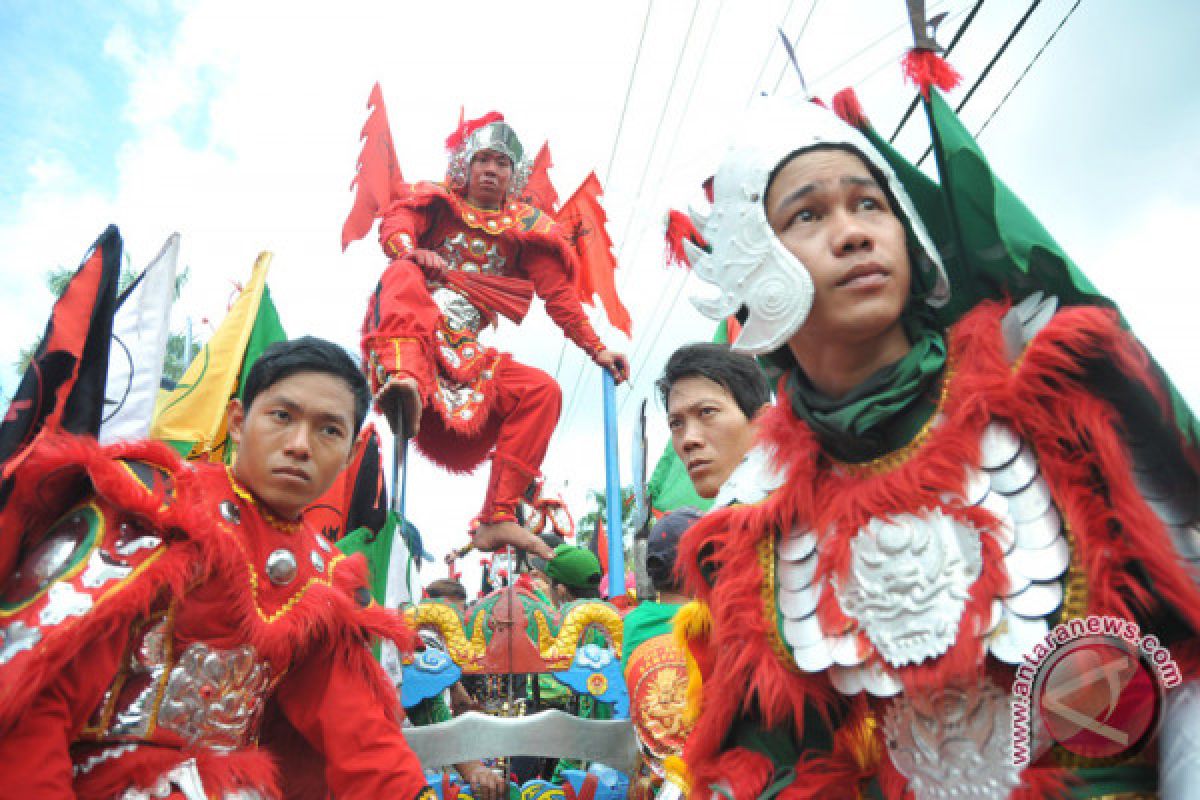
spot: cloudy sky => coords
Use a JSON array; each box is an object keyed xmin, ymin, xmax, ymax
[{"xmin": 3, "ymin": 0, "xmax": 1199, "ymax": 592}]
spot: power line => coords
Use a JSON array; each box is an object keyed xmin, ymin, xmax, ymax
[
  {"xmin": 889, "ymin": 0, "xmax": 986, "ymax": 142},
  {"xmin": 556, "ymin": 0, "xmax": 705, "ymax": 430},
  {"xmin": 973, "ymin": 0, "xmax": 1080, "ymax": 139},
  {"xmin": 603, "ymin": 0, "xmax": 656, "ymax": 188},
  {"xmin": 746, "ymin": 0, "xmax": 801, "ymax": 102},
  {"xmin": 802, "ymin": 0, "xmax": 960, "ymax": 91},
  {"xmin": 554, "ymin": 0, "xmax": 655, "ymax": 384},
  {"xmin": 916, "ymin": 0, "xmax": 1044, "ymax": 166},
  {"xmin": 770, "ymin": 0, "xmax": 822, "ymax": 94}
]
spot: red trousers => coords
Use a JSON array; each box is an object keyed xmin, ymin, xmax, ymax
[{"xmin": 364, "ymin": 258, "xmax": 563, "ymax": 523}]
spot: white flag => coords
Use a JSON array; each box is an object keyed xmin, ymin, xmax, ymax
[{"xmin": 99, "ymin": 233, "xmax": 180, "ymax": 444}]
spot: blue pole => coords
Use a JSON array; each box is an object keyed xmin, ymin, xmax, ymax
[{"xmin": 602, "ymin": 369, "xmax": 625, "ymax": 597}]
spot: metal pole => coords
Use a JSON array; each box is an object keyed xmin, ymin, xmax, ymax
[{"xmin": 602, "ymin": 370, "xmax": 625, "ymax": 597}]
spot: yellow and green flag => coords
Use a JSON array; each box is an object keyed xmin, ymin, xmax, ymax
[{"xmin": 151, "ymin": 252, "xmax": 286, "ymax": 462}]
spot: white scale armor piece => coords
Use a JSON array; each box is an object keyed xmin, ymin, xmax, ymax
[{"xmin": 776, "ymin": 419, "xmax": 1069, "ymax": 697}]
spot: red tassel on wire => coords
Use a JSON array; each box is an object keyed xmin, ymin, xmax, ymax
[
  {"xmin": 664, "ymin": 209, "xmax": 708, "ymax": 269},
  {"xmin": 902, "ymin": 48, "xmax": 962, "ymax": 98},
  {"xmin": 444, "ymin": 109, "xmax": 505, "ymax": 152},
  {"xmin": 832, "ymin": 87, "xmax": 869, "ymax": 129}
]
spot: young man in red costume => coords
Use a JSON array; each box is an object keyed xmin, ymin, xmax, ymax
[
  {"xmin": 362, "ymin": 113, "xmax": 629, "ymax": 561},
  {"xmin": 673, "ymin": 83, "xmax": 1200, "ymax": 798},
  {"xmin": 0, "ymin": 337, "xmax": 433, "ymax": 799}
]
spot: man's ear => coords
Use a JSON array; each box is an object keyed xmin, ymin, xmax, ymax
[{"xmin": 227, "ymin": 398, "xmax": 245, "ymax": 446}]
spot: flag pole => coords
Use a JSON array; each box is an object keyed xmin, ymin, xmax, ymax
[{"xmin": 602, "ymin": 369, "xmax": 624, "ymax": 597}]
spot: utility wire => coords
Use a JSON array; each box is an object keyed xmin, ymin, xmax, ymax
[
  {"xmin": 973, "ymin": 0, "xmax": 1081, "ymax": 139},
  {"xmin": 556, "ymin": 0, "xmax": 704, "ymax": 430},
  {"xmin": 565, "ymin": 0, "xmax": 728, "ymax": 433},
  {"xmin": 802, "ymin": 0, "xmax": 959, "ymax": 90},
  {"xmin": 746, "ymin": 0, "xmax": 800, "ymax": 102},
  {"xmin": 889, "ymin": 0, "xmax": 986, "ymax": 143},
  {"xmin": 770, "ymin": 0, "xmax": 822, "ymax": 94},
  {"xmin": 916, "ymin": 0, "xmax": 1044, "ymax": 166},
  {"xmin": 603, "ymin": 0, "xmax": 656, "ymax": 188},
  {"xmin": 553, "ymin": 0, "xmax": 655, "ymax": 383}
]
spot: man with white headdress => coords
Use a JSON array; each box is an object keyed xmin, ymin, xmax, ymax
[
  {"xmin": 672, "ymin": 55, "xmax": 1200, "ymax": 800},
  {"xmin": 362, "ymin": 112, "xmax": 629, "ymax": 560}
]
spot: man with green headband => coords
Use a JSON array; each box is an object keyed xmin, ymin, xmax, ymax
[{"xmin": 673, "ymin": 73, "xmax": 1200, "ymax": 800}]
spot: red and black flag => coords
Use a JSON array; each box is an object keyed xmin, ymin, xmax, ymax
[
  {"xmin": 0, "ymin": 226, "xmax": 122, "ymax": 505},
  {"xmin": 305, "ymin": 423, "xmax": 390, "ymax": 542}
]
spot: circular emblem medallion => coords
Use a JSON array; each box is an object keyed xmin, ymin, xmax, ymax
[
  {"xmin": 586, "ymin": 672, "xmax": 609, "ymax": 696},
  {"xmin": 265, "ymin": 549, "xmax": 298, "ymax": 586}
]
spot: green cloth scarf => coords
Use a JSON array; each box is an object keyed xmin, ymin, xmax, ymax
[{"xmin": 786, "ymin": 322, "xmax": 947, "ymax": 463}]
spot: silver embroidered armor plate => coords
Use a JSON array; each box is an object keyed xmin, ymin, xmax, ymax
[
  {"xmin": 777, "ymin": 419, "xmax": 1069, "ymax": 696},
  {"xmin": 95, "ymin": 614, "xmax": 172, "ymax": 738},
  {"xmin": 118, "ymin": 757, "xmax": 266, "ymax": 800},
  {"xmin": 836, "ymin": 508, "xmax": 983, "ymax": 667},
  {"xmin": 431, "ymin": 286, "xmax": 486, "ymax": 335},
  {"xmin": 883, "ymin": 677, "xmax": 1020, "ymax": 800},
  {"xmin": 157, "ymin": 643, "xmax": 272, "ymax": 750},
  {"xmin": 437, "ymin": 232, "xmax": 509, "ymax": 276}
]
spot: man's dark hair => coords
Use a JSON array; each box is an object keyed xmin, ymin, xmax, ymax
[
  {"xmin": 424, "ymin": 578, "xmax": 468, "ymax": 603},
  {"xmin": 551, "ymin": 579, "xmax": 602, "ymax": 601},
  {"xmin": 656, "ymin": 342, "xmax": 771, "ymax": 419},
  {"xmin": 242, "ymin": 336, "xmax": 370, "ymax": 433}
]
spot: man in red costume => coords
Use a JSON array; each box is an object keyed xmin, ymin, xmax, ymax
[
  {"xmin": 0, "ymin": 337, "xmax": 433, "ymax": 799},
  {"xmin": 362, "ymin": 113, "xmax": 629, "ymax": 560}
]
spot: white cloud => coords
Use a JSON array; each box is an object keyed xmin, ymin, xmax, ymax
[{"xmin": 4, "ymin": 0, "xmax": 1199, "ymax": 592}]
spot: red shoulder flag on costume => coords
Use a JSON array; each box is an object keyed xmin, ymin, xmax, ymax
[
  {"xmin": 520, "ymin": 142, "xmax": 559, "ymax": 213},
  {"xmin": 305, "ymin": 423, "xmax": 389, "ymax": 541},
  {"xmin": 557, "ymin": 172, "xmax": 632, "ymax": 337},
  {"xmin": 342, "ymin": 83, "xmax": 406, "ymax": 251},
  {"xmin": 0, "ymin": 225, "xmax": 122, "ymax": 505}
]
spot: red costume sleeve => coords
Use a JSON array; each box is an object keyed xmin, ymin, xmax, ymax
[
  {"xmin": 0, "ymin": 623, "xmax": 131, "ymax": 797},
  {"xmin": 377, "ymin": 186, "xmax": 438, "ymax": 259},
  {"xmin": 274, "ymin": 639, "xmax": 430, "ymax": 800},
  {"xmin": 522, "ymin": 241, "xmax": 606, "ymax": 360}
]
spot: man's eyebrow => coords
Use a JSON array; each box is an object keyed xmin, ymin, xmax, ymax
[{"xmin": 773, "ymin": 182, "xmax": 819, "ymax": 212}]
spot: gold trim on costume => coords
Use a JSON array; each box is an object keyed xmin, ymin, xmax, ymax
[
  {"xmin": 225, "ymin": 467, "xmax": 303, "ymax": 534},
  {"xmin": 758, "ymin": 533, "xmax": 801, "ymax": 673}
]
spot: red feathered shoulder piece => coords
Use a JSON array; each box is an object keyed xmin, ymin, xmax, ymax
[{"xmin": 0, "ymin": 435, "xmax": 204, "ymax": 732}]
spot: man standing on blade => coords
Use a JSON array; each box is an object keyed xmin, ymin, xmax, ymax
[{"xmin": 362, "ymin": 112, "xmax": 629, "ymax": 561}]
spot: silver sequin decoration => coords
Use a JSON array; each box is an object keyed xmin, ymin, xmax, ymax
[
  {"xmin": 39, "ymin": 582, "xmax": 93, "ymax": 626},
  {"xmin": 0, "ymin": 620, "xmax": 41, "ymax": 664},
  {"xmin": 310, "ymin": 550, "xmax": 325, "ymax": 573},
  {"xmin": 265, "ymin": 549, "xmax": 298, "ymax": 586},
  {"xmin": 81, "ymin": 550, "xmax": 133, "ymax": 589},
  {"xmin": 219, "ymin": 500, "xmax": 241, "ymax": 525}
]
